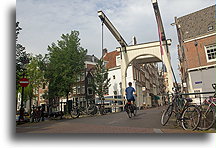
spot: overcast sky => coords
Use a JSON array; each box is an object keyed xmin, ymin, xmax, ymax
[{"xmin": 16, "ymin": 0, "xmax": 215, "ymax": 82}]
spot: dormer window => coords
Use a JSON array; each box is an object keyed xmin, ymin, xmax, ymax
[
  {"xmin": 103, "ymin": 61, "xmax": 108, "ymax": 67},
  {"xmin": 208, "ymin": 26, "xmax": 213, "ymax": 32},
  {"xmin": 116, "ymin": 55, "xmax": 121, "ymax": 66}
]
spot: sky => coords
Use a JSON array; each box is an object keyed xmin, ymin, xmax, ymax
[{"xmin": 16, "ymin": 0, "xmax": 215, "ymax": 82}]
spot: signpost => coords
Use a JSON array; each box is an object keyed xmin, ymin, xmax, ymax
[{"xmin": 18, "ymin": 78, "xmax": 29, "ymax": 123}]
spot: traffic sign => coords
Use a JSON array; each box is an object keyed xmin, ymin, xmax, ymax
[{"xmin": 19, "ymin": 78, "xmax": 29, "ymax": 87}]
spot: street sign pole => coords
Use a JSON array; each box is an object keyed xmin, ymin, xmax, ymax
[
  {"xmin": 18, "ymin": 76, "xmax": 29, "ymax": 123},
  {"xmin": 19, "ymin": 86, "xmax": 25, "ymax": 122}
]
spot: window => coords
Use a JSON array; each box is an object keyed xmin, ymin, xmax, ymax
[
  {"xmin": 80, "ymin": 74, "xmax": 85, "ymax": 81},
  {"xmin": 88, "ymin": 78, "xmax": 92, "ymax": 84},
  {"xmin": 72, "ymin": 87, "xmax": 76, "ymax": 94},
  {"xmin": 208, "ymin": 26, "xmax": 213, "ymax": 32},
  {"xmin": 116, "ymin": 55, "xmax": 121, "ymax": 66},
  {"xmin": 103, "ymin": 61, "xmax": 108, "ymax": 67},
  {"xmin": 42, "ymin": 83, "xmax": 46, "ymax": 89},
  {"xmin": 77, "ymin": 75, "xmax": 81, "ymax": 82},
  {"xmin": 205, "ymin": 44, "xmax": 216, "ymax": 62},
  {"xmin": 77, "ymin": 86, "xmax": 81, "ymax": 94},
  {"xmin": 87, "ymin": 87, "xmax": 93, "ymax": 95},
  {"xmin": 133, "ymin": 68, "xmax": 137, "ymax": 80},
  {"xmin": 81, "ymin": 86, "xmax": 85, "ymax": 94}
]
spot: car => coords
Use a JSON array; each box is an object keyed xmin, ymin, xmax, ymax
[{"xmin": 16, "ymin": 111, "xmax": 30, "ymax": 122}]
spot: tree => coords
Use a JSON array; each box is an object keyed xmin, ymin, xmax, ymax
[
  {"xmin": 92, "ymin": 59, "xmax": 110, "ymax": 106},
  {"xmin": 25, "ymin": 54, "xmax": 47, "ymax": 107},
  {"xmin": 16, "ymin": 22, "xmax": 30, "ymax": 111},
  {"xmin": 16, "ymin": 22, "xmax": 29, "ymax": 89},
  {"xmin": 45, "ymin": 30, "xmax": 87, "ymax": 112}
]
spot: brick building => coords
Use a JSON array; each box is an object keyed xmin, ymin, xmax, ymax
[
  {"xmin": 69, "ymin": 55, "xmax": 99, "ymax": 107},
  {"xmin": 175, "ymin": 5, "xmax": 216, "ymax": 98}
]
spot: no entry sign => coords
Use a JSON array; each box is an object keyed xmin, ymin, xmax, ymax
[{"xmin": 19, "ymin": 78, "xmax": 29, "ymax": 87}]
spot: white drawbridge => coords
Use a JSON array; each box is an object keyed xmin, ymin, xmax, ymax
[{"xmin": 98, "ymin": 0, "xmax": 174, "ymax": 97}]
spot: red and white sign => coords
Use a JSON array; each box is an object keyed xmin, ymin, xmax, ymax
[{"xmin": 19, "ymin": 78, "xmax": 29, "ymax": 87}]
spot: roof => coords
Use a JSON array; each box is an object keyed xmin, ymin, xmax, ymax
[
  {"xmin": 177, "ymin": 5, "xmax": 215, "ymax": 41},
  {"xmin": 85, "ymin": 55, "xmax": 99, "ymax": 63},
  {"xmin": 103, "ymin": 50, "xmax": 120, "ymax": 69}
]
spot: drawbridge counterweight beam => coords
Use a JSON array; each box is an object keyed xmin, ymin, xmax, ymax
[{"xmin": 98, "ymin": 10, "xmax": 128, "ymax": 52}]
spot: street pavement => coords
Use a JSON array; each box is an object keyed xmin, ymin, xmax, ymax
[{"xmin": 16, "ymin": 106, "xmax": 204, "ymax": 133}]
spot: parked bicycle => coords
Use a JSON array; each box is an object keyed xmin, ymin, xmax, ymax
[
  {"xmin": 198, "ymin": 83, "xmax": 216, "ymax": 130},
  {"xmin": 70, "ymin": 104, "xmax": 98, "ymax": 119},
  {"xmin": 49, "ymin": 111, "xmax": 64, "ymax": 120},
  {"xmin": 161, "ymin": 89, "xmax": 201, "ymax": 130},
  {"xmin": 125, "ymin": 102, "xmax": 137, "ymax": 118},
  {"xmin": 96, "ymin": 104, "xmax": 107, "ymax": 115},
  {"xmin": 30, "ymin": 106, "xmax": 42, "ymax": 122}
]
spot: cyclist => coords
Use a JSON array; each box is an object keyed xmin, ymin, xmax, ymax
[{"xmin": 125, "ymin": 82, "xmax": 137, "ymax": 110}]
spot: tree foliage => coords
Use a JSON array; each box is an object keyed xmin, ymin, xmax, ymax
[
  {"xmin": 92, "ymin": 59, "xmax": 110, "ymax": 101},
  {"xmin": 25, "ymin": 54, "xmax": 47, "ymax": 102},
  {"xmin": 16, "ymin": 22, "xmax": 29, "ymax": 90},
  {"xmin": 45, "ymin": 31, "xmax": 87, "ymax": 101}
]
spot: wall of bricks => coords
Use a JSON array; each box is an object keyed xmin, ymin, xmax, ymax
[{"xmin": 183, "ymin": 35, "xmax": 216, "ymax": 69}]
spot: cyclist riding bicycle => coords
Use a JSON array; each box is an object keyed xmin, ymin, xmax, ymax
[{"xmin": 125, "ymin": 82, "xmax": 137, "ymax": 109}]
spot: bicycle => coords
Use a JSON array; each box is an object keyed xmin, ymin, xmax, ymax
[
  {"xmin": 96, "ymin": 104, "xmax": 107, "ymax": 115},
  {"xmin": 30, "ymin": 106, "xmax": 42, "ymax": 122},
  {"xmin": 198, "ymin": 83, "xmax": 216, "ymax": 130},
  {"xmin": 161, "ymin": 90, "xmax": 201, "ymax": 130},
  {"xmin": 49, "ymin": 111, "xmax": 64, "ymax": 120},
  {"xmin": 70, "ymin": 104, "xmax": 98, "ymax": 119},
  {"xmin": 125, "ymin": 102, "xmax": 137, "ymax": 118}
]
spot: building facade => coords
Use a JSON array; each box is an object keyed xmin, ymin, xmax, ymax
[
  {"xmin": 67, "ymin": 55, "xmax": 99, "ymax": 108},
  {"xmin": 175, "ymin": 5, "xmax": 216, "ymax": 101}
]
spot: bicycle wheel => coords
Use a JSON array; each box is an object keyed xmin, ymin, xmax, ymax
[
  {"xmin": 127, "ymin": 105, "xmax": 133, "ymax": 118},
  {"xmin": 87, "ymin": 104, "xmax": 97, "ymax": 115},
  {"xmin": 35, "ymin": 116, "xmax": 41, "ymax": 122},
  {"xmin": 161, "ymin": 104, "xmax": 173, "ymax": 126},
  {"xmin": 30, "ymin": 115, "xmax": 35, "ymax": 122},
  {"xmin": 99, "ymin": 107, "xmax": 106, "ymax": 115},
  {"xmin": 70, "ymin": 107, "xmax": 80, "ymax": 118},
  {"xmin": 133, "ymin": 104, "xmax": 137, "ymax": 116},
  {"xmin": 181, "ymin": 105, "xmax": 201, "ymax": 130},
  {"xmin": 199, "ymin": 104, "xmax": 215, "ymax": 130}
]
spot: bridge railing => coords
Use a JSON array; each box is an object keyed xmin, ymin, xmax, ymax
[{"xmin": 162, "ymin": 91, "xmax": 215, "ymax": 105}]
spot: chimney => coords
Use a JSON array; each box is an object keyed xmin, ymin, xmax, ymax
[
  {"xmin": 132, "ymin": 36, "xmax": 137, "ymax": 45},
  {"xmin": 102, "ymin": 48, "xmax": 108, "ymax": 57}
]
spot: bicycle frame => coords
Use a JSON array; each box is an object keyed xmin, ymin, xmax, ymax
[
  {"xmin": 31, "ymin": 106, "xmax": 42, "ymax": 122},
  {"xmin": 208, "ymin": 83, "xmax": 216, "ymax": 112},
  {"xmin": 168, "ymin": 91, "xmax": 195, "ymax": 121},
  {"xmin": 203, "ymin": 97, "xmax": 216, "ymax": 111}
]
